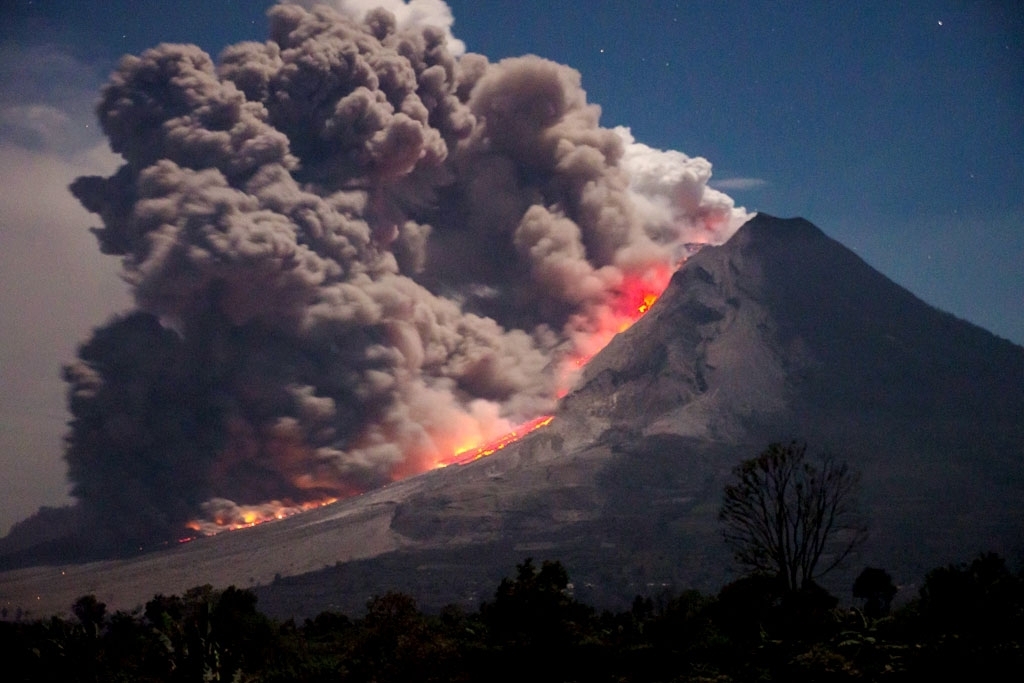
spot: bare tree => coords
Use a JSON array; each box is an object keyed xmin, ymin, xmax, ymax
[{"xmin": 720, "ymin": 441, "xmax": 867, "ymax": 591}]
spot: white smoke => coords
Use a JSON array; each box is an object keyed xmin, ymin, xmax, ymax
[{"xmin": 615, "ymin": 126, "xmax": 752, "ymax": 248}]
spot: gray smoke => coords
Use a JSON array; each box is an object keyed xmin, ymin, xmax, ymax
[{"xmin": 62, "ymin": 2, "xmax": 749, "ymax": 545}]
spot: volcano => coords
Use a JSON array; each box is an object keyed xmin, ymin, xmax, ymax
[{"xmin": 2, "ymin": 214, "xmax": 1022, "ymax": 618}]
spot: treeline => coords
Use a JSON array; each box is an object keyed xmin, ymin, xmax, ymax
[{"xmin": 2, "ymin": 553, "xmax": 1022, "ymax": 682}]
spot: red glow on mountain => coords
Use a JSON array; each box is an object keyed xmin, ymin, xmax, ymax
[
  {"xmin": 439, "ymin": 415, "xmax": 554, "ymax": 468},
  {"xmin": 183, "ymin": 498, "xmax": 339, "ymax": 538},
  {"xmin": 185, "ymin": 263, "xmax": 672, "ymax": 537},
  {"xmin": 556, "ymin": 265, "xmax": 671, "ymax": 396}
]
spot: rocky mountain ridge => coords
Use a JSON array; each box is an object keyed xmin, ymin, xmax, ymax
[{"xmin": 2, "ymin": 214, "xmax": 1021, "ymax": 619}]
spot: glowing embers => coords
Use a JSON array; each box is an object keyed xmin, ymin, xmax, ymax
[
  {"xmin": 434, "ymin": 273, "xmax": 665, "ymax": 467},
  {"xmin": 637, "ymin": 292, "xmax": 658, "ymax": 315},
  {"xmin": 181, "ymin": 266, "xmax": 667, "ymax": 537},
  {"xmin": 183, "ymin": 497, "xmax": 338, "ymax": 538},
  {"xmin": 440, "ymin": 415, "xmax": 554, "ymax": 467},
  {"xmin": 555, "ymin": 267, "xmax": 669, "ymax": 396},
  {"xmin": 613, "ymin": 267, "xmax": 669, "ymax": 327}
]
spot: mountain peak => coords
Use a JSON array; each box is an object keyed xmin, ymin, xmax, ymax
[
  {"xmin": 731, "ymin": 212, "xmax": 825, "ymax": 240},
  {"xmin": 572, "ymin": 213, "xmax": 1024, "ymax": 431},
  {"xmin": 563, "ymin": 212, "xmax": 1023, "ymax": 572},
  {"xmin": 2, "ymin": 215, "xmax": 1021, "ymax": 618}
]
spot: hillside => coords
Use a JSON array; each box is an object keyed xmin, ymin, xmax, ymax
[{"xmin": 2, "ymin": 214, "xmax": 1022, "ymax": 619}]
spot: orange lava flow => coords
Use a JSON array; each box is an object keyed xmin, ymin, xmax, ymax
[
  {"xmin": 184, "ymin": 267, "xmax": 669, "ymax": 538},
  {"xmin": 439, "ymin": 415, "xmax": 554, "ymax": 468},
  {"xmin": 182, "ymin": 497, "xmax": 338, "ymax": 539},
  {"xmin": 556, "ymin": 268, "xmax": 669, "ymax": 396},
  {"xmin": 437, "ymin": 271, "xmax": 666, "ymax": 466}
]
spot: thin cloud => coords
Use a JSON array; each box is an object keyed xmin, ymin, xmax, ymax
[
  {"xmin": 0, "ymin": 42, "xmax": 129, "ymax": 535},
  {"xmin": 0, "ymin": 43, "xmax": 109, "ymax": 156},
  {"xmin": 711, "ymin": 177, "xmax": 768, "ymax": 191}
]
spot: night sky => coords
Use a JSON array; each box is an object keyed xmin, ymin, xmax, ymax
[{"xmin": 0, "ymin": 0, "xmax": 1020, "ymax": 534}]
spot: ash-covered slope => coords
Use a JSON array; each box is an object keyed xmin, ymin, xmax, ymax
[
  {"xmin": 2, "ymin": 214, "xmax": 1022, "ymax": 619},
  {"xmin": 336, "ymin": 213, "xmax": 1023, "ymax": 613},
  {"xmin": 555, "ymin": 213, "xmax": 1024, "ymax": 581},
  {"xmin": 568, "ymin": 213, "xmax": 1024, "ymax": 448}
]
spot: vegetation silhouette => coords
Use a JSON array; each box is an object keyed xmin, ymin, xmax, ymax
[
  {"xmin": 2, "ymin": 551, "xmax": 1022, "ymax": 681},
  {"xmin": 720, "ymin": 440, "xmax": 867, "ymax": 592},
  {"xmin": 852, "ymin": 566, "xmax": 898, "ymax": 618}
]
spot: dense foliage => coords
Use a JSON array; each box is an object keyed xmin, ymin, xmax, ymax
[{"xmin": 1, "ymin": 553, "xmax": 1021, "ymax": 681}]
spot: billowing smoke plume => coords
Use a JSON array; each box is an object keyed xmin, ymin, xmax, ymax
[{"xmin": 62, "ymin": 2, "xmax": 749, "ymax": 547}]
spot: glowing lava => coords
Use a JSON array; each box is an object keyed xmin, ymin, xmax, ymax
[
  {"xmin": 555, "ymin": 267, "xmax": 670, "ymax": 396},
  {"xmin": 185, "ymin": 265, "xmax": 669, "ymax": 537},
  {"xmin": 183, "ymin": 497, "xmax": 338, "ymax": 538},
  {"xmin": 433, "ymin": 270, "xmax": 666, "ymax": 467},
  {"xmin": 439, "ymin": 415, "xmax": 554, "ymax": 468}
]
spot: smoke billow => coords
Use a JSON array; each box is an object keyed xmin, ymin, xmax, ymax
[{"xmin": 60, "ymin": 1, "xmax": 749, "ymax": 547}]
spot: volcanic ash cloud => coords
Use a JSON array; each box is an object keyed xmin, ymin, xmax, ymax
[{"xmin": 62, "ymin": 2, "xmax": 749, "ymax": 545}]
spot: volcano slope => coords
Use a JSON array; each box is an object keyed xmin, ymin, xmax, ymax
[{"xmin": 2, "ymin": 214, "xmax": 1022, "ymax": 618}]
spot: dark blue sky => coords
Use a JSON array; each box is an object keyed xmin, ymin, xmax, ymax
[
  {"xmin": 0, "ymin": 1, "xmax": 1020, "ymax": 532},
  {"xmin": 445, "ymin": 1, "xmax": 1023, "ymax": 346},
  {"xmin": 5, "ymin": 0, "xmax": 1021, "ymax": 342}
]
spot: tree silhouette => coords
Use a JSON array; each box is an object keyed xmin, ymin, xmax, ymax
[
  {"xmin": 720, "ymin": 441, "xmax": 866, "ymax": 591},
  {"xmin": 71, "ymin": 594, "xmax": 107, "ymax": 636},
  {"xmin": 853, "ymin": 567, "xmax": 898, "ymax": 618},
  {"xmin": 481, "ymin": 558, "xmax": 589, "ymax": 648}
]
